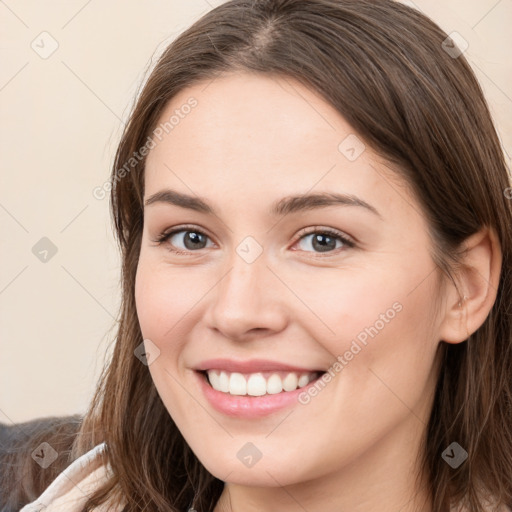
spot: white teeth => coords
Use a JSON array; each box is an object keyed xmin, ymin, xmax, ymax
[
  {"xmin": 267, "ymin": 374, "xmax": 283, "ymax": 394},
  {"xmin": 208, "ymin": 370, "xmax": 220, "ymax": 389},
  {"xmin": 282, "ymin": 373, "xmax": 298, "ymax": 391},
  {"xmin": 247, "ymin": 374, "xmax": 267, "ymax": 396},
  {"xmin": 298, "ymin": 374, "xmax": 310, "ymax": 388},
  {"xmin": 218, "ymin": 371, "xmax": 229, "ymax": 392},
  {"xmin": 229, "ymin": 373, "xmax": 247, "ymax": 395},
  {"xmin": 205, "ymin": 370, "xmax": 319, "ymax": 396}
]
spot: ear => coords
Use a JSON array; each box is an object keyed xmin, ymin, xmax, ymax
[{"xmin": 438, "ymin": 225, "xmax": 502, "ymax": 344}]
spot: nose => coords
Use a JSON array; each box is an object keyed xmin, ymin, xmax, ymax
[{"xmin": 203, "ymin": 248, "xmax": 288, "ymax": 341}]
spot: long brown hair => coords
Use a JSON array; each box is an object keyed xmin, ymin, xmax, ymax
[{"xmin": 68, "ymin": 1, "xmax": 512, "ymax": 511}]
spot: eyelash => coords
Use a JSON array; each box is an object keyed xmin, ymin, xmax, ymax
[{"xmin": 151, "ymin": 224, "xmax": 356, "ymax": 257}]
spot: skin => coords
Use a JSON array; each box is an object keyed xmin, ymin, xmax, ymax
[{"xmin": 134, "ymin": 72, "xmax": 501, "ymax": 512}]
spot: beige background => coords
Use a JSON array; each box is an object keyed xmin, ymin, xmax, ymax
[{"xmin": 1, "ymin": 0, "xmax": 511, "ymax": 424}]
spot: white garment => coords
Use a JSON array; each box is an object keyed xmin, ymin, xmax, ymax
[{"xmin": 19, "ymin": 442, "xmax": 125, "ymax": 512}]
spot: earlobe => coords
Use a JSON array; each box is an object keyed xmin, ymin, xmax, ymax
[{"xmin": 437, "ymin": 225, "xmax": 502, "ymax": 345}]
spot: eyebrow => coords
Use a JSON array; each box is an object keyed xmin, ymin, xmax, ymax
[{"xmin": 144, "ymin": 188, "xmax": 382, "ymax": 219}]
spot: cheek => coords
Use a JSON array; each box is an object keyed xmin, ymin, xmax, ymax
[
  {"xmin": 323, "ymin": 270, "xmax": 440, "ymax": 420},
  {"xmin": 134, "ymin": 260, "xmax": 200, "ymax": 341},
  {"xmin": 301, "ymin": 259, "xmax": 440, "ymax": 380},
  {"xmin": 134, "ymin": 262, "xmax": 196, "ymax": 419},
  {"xmin": 283, "ymin": 264, "xmax": 407, "ymax": 345}
]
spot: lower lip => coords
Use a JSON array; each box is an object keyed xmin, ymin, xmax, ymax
[{"xmin": 195, "ymin": 370, "xmax": 324, "ymax": 418}]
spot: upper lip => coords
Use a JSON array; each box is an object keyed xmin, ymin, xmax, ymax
[{"xmin": 194, "ymin": 358, "xmax": 324, "ymax": 374}]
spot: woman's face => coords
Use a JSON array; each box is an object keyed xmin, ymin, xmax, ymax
[{"xmin": 135, "ymin": 72, "xmax": 446, "ymax": 493}]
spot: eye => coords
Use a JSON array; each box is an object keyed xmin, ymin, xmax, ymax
[
  {"xmin": 151, "ymin": 225, "xmax": 355, "ymax": 256},
  {"xmin": 292, "ymin": 227, "xmax": 355, "ymax": 255},
  {"xmin": 152, "ymin": 225, "xmax": 214, "ymax": 255}
]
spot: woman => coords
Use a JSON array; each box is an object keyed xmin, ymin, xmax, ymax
[{"xmin": 18, "ymin": 0, "xmax": 512, "ymax": 511}]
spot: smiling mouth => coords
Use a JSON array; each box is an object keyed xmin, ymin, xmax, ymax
[{"xmin": 198, "ymin": 369, "xmax": 325, "ymax": 397}]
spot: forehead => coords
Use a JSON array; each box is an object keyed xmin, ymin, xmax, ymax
[
  {"xmin": 144, "ymin": 72, "xmax": 419, "ymax": 223},
  {"xmin": 148, "ymin": 71, "xmax": 357, "ymax": 169}
]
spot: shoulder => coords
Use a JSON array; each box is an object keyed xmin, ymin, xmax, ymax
[{"xmin": 19, "ymin": 442, "xmax": 125, "ymax": 512}]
